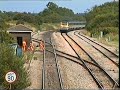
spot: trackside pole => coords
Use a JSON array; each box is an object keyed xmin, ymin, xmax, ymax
[
  {"xmin": 42, "ymin": 40, "xmax": 45, "ymax": 89},
  {"xmin": 9, "ymin": 84, "xmax": 11, "ymax": 90}
]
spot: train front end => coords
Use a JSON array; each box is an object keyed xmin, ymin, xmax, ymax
[{"xmin": 60, "ymin": 22, "xmax": 69, "ymax": 33}]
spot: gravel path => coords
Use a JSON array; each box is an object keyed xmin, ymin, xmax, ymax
[
  {"xmin": 25, "ymin": 31, "xmax": 44, "ymax": 89},
  {"xmin": 25, "ymin": 51, "xmax": 43, "ymax": 89}
]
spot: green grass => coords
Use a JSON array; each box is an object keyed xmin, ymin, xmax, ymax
[
  {"xmin": 97, "ymin": 33, "xmax": 119, "ymax": 48},
  {"xmin": 33, "ymin": 53, "xmax": 43, "ymax": 60},
  {"xmin": 97, "ymin": 37, "xmax": 119, "ymax": 48},
  {"xmin": 22, "ymin": 51, "xmax": 34, "ymax": 63},
  {"xmin": 32, "ymin": 47, "xmax": 43, "ymax": 60},
  {"xmin": 7, "ymin": 20, "xmax": 38, "ymax": 32},
  {"xmin": 83, "ymin": 30, "xmax": 119, "ymax": 49},
  {"xmin": 38, "ymin": 23, "xmax": 60, "ymax": 31},
  {"xmin": 6, "ymin": 20, "xmax": 60, "ymax": 32}
]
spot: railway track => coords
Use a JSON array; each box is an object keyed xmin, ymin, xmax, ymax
[
  {"xmin": 31, "ymin": 32, "xmax": 38, "ymax": 37},
  {"xmin": 61, "ymin": 33, "xmax": 119, "ymax": 89},
  {"xmin": 75, "ymin": 31, "xmax": 119, "ymax": 66},
  {"xmin": 46, "ymin": 49, "xmax": 104, "ymax": 74},
  {"xmin": 33, "ymin": 37, "xmax": 91, "ymax": 89},
  {"xmin": 73, "ymin": 31, "xmax": 119, "ymax": 82},
  {"xmin": 42, "ymin": 32, "xmax": 63, "ymax": 89},
  {"xmin": 32, "ymin": 32, "xmax": 63, "ymax": 89},
  {"xmin": 31, "ymin": 31, "xmax": 119, "ymax": 89}
]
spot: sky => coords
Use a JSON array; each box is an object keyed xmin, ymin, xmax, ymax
[{"xmin": 0, "ymin": 0, "xmax": 117, "ymax": 13}]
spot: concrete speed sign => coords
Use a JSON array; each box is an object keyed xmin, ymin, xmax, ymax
[{"xmin": 5, "ymin": 71, "xmax": 17, "ymax": 83}]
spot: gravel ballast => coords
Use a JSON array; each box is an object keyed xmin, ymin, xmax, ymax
[{"xmin": 51, "ymin": 32, "xmax": 99, "ymax": 89}]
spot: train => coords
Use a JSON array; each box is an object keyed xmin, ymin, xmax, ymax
[{"xmin": 59, "ymin": 21, "xmax": 86, "ymax": 33}]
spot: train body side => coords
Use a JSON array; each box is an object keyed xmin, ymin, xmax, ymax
[{"xmin": 60, "ymin": 21, "xmax": 86, "ymax": 33}]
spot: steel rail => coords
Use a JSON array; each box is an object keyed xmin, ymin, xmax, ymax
[
  {"xmin": 66, "ymin": 33, "xmax": 119, "ymax": 88},
  {"xmin": 31, "ymin": 32, "xmax": 38, "ymax": 37},
  {"xmin": 50, "ymin": 38, "xmax": 64, "ymax": 90},
  {"xmin": 61, "ymin": 33, "xmax": 104, "ymax": 90},
  {"xmin": 74, "ymin": 32, "xmax": 119, "ymax": 67},
  {"xmin": 32, "ymin": 38, "xmax": 52, "ymax": 45},
  {"xmin": 46, "ymin": 49, "xmax": 101, "ymax": 69},
  {"xmin": 41, "ymin": 36, "xmax": 63, "ymax": 89},
  {"xmin": 78, "ymin": 32, "xmax": 119, "ymax": 58}
]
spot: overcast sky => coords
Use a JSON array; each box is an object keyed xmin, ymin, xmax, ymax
[{"xmin": 0, "ymin": 0, "xmax": 116, "ymax": 13}]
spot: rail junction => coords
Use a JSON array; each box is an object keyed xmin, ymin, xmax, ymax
[{"xmin": 29, "ymin": 30, "xmax": 119, "ymax": 90}]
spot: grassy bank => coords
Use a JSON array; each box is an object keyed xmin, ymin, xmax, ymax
[
  {"xmin": 38, "ymin": 23, "xmax": 60, "ymax": 31},
  {"xmin": 7, "ymin": 21, "xmax": 60, "ymax": 32},
  {"xmin": 82, "ymin": 30, "xmax": 119, "ymax": 49}
]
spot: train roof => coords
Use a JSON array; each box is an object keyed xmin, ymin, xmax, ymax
[
  {"xmin": 61, "ymin": 21, "xmax": 86, "ymax": 23},
  {"xmin": 68, "ymin": 21, "xmax": 86, "ymax": 23}
]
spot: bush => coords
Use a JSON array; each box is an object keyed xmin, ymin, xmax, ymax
[
  {"xmin": 0, "ymin": 43, "xmax": 31, "ymax": 90},
  {"xmin": 89, "ymin": 26, "xmax": 118, "ymax": 37},
  {"xmin": 16, "ymin": 20, "xmax": 24, "ymax": 25},
  {"xmin": 0, "ymin": 31, "xmax": 15, "ymax": 44},
  {"xmin": 85, "ymin": 1, "xmax": 119, "ymax": 38}
]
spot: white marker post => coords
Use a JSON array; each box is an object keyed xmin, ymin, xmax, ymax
[
  {"xmin": 5, "ymin": 71, "xmax": 17, "ymax": 90},
  {"xmin": 100, "ymin": 31, "xmax": 103, "ymax": 38}
]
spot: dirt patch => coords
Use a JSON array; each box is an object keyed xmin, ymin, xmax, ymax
[{"xmin": 25, "ymin": 51, "xmax": 43, "ymax": 89}]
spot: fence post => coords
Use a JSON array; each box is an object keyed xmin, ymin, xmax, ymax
[
  {"xmin": 100, "ymin": 31, "xmax": 103, "ymax": 38},
  {"xmin": 108, "ymin": 36, "xmax": 111, "ymax": 42}
]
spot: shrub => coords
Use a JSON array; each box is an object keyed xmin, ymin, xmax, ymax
[
  {"xmin": 0, "ymin": 43, "xmax": 31, "ymax": 90},
  {"xmin": 16, "ymin": 20, "xmax": 24, "ymax": 25}
]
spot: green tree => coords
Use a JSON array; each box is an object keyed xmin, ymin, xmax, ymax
[
  {"xmin": 0, "ymin": 19, "xmax": 14, "ymax": 43},
  {"xmin": 0, "ymin": 43, "xmax": 31, "ymax": 89},
  {"xmin": 16, "ymin": 20, "xmax": 24, "ymax": 25},
  {"xmin": 13, "ymin": 13, "xmax": 23, "ymax": 20},
  {"xmin": 47, "ymin": 2, "xmax": 58, "ymax": 10},
  {"xmin": 85, "ymin": 1, "xmax": 119, "ymax": 36}
]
